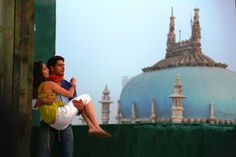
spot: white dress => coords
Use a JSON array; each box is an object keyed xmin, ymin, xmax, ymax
[{"xmin": 50, "ymin": 94, "xmax": 91, "ymax": 130}]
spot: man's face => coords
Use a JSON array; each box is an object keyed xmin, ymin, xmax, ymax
[{"xmin": 50, "ymin": 60, "xmax": 65, "ymax": 76}]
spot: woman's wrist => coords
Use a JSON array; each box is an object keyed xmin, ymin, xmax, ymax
[{"xmin": 71, "ymin": 84, "xmax": 76, "ymax": 89}]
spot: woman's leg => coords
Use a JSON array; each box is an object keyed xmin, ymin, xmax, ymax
[
  {"xmin": 83, "ymin": 101, "xmax": 102, "ymax": 130},
  {"xmin": 81, "ymin": 111, "xmax": 99, "ymax": 132},
  {"xmin": 81, "ymin": 103, "xmax": 111, "ymax": 137},
  {"xmin": 73, "ymin": 94, "xmax": 111, "ymax": 137}
]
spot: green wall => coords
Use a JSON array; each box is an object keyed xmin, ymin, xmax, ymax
[
  {"xmin": 34, "ymin": 0, "xmax": 56, "ymax": 63},
  {"xmin": 31, "ymin": 123, "xmax": 236, "ymax": 157},
  {"xmin": 32, "ymin": 0, "xmax": 56, "ymax": 126}
]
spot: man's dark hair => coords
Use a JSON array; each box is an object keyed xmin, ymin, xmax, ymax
[{"xmin": 47, "ymin": 55, "xmax": 64, "ymax": 74}]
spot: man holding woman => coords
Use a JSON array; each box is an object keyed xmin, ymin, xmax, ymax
[{"xmin": 34, "ymin": 56, "xmax": 111, "ymax": 157}]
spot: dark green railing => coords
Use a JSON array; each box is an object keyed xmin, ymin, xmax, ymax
[{"xmin": 31, "ymin": 123, "xmax": 236, "ymax": 157}]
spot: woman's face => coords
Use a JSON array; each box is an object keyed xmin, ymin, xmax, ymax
[{"xmin": 42, "ymin": 63, "xmax": 49, "ymax": 79}]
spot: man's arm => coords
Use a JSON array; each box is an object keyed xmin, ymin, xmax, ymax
[
  {"xmin": 33, "ymin": 97, "xmax": 56, "ymax": 108},
  {"xmin": 72, "ymin": 99, "xmax": 84, "ymax": 114}
]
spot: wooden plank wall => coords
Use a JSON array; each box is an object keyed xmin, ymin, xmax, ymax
[{"xmin": 0, "ymin": 0, "xmax": 34, "ymax": 156}]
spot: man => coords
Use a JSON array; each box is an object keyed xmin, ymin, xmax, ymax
[
  {"xmin": 38, "ymin": 55, "xmax": 111, "ymax": 157},
  {"xmin": 38, "ymin": 55, "xmax": 81, "ymax": 157}
]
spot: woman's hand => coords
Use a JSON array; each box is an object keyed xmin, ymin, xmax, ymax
[{"xmin": 70, "ymin": 77, "xmax": 76, "ymax": 86}]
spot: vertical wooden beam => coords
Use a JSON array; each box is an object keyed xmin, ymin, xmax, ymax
[
  {"xmin": 14, "ymin": 0, "xmax": 34, "ymax": 156},
  {"xmin": 0, "ymin": 0, "xmax": 4, "ymax": 99},
  {"xmin": 0, "ymin": 0, "xmax": 34, "ymax": 156},
  {"xmin": 1, "ymin": 0, "xmax": 14, "ymax": 108},
  {"xmin": 0, "ymin": 0, "xmax": 15, "ymax": 155}
]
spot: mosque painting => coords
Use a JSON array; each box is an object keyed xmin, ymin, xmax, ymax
[{"xmin": 113, "ymin": 8, "xmax": 236, "ymax": 125}]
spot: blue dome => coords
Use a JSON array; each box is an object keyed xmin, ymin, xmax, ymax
[{"xmin": 120, "ymin": 67, "xmax": 236, "ymax": 120}]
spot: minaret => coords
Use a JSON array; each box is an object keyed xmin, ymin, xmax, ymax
[
  {"xmin": 150, "ymin": 97, "xmax": 157, "ymax": 123},
  {"xmin": 170, "ymin": 74, "xmax": 186, "ymax": 123},
  {"xmin": 166, "ymin": 7, "xmax": 176, "ymax": 50},
  {"xmin": 99, "ymin": 85, "xmax": 113, "ymax": 124},
  {"xmin": 115, "ymin": 100, "xmax": 122, "ymax": 124},
  {"xmin": 209, "ymin": 100, "xmax": 216, "ymax": 124},
  {"xmin": 191, "ymin": 8, "xmax": 202, "ymax": 54},
  {"xmin": 131, "ymin": 103, "xmax": 137, "ymax": 123}
]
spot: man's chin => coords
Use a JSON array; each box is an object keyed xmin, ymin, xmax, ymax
[{"xmin": 56, "ymin": 74, "xmax": 64, "ymax": 76}]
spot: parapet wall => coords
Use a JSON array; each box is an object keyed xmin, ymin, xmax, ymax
[{"xmin": 31, "ymin": 123, "xmax": 236, "ymax": 157}]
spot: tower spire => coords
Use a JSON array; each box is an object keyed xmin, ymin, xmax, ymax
[
  {"xmin": 166, "ymin": 7, "xmax": 176, "ymax": 48},
  {"xmin": 99, "ymin": 84, "xmax": 113, "ymax": 124},
  {"xmin": 209, "ymin": 99, "xmax": 216, "ymax": 124},
  {"xmin": 150, "ymin": 97, "xmax": 157, "ymax": 123},
  {"xmin": 190, "ymin": 14, "xmax": 193, "ymax": 26},
  {"xmin": 191, "ymin": 8, "xmax": 202, "ymax": 54},
  {"xmin": 131, "ymin": 103, "xmax": 137, "ymax": 123},
  {"xmin": 171, "ymin": 6, "xmax": 173, "ymax": 16},
  {"xmin": 170, "ymin": 74, "xmax": 186, "ymax": 123},
  {"xmin": 115, "ymin": 100, "xmax": 122, "ymax": 124},
  {"xmin": 179, "ymin": 30, "xmax": 181, "ymax": 42}
]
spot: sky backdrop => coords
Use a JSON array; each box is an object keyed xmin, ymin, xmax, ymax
[{"xmin": 56, "ymin": 0, "xmax": 236, "ymax": 124}]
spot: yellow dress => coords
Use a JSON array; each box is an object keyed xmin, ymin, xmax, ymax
[{"xmin": 38, "ymin": 92, "xmax": 64, "ymax": 124}]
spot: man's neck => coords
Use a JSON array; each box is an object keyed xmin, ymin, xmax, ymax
[{"xmin": 47, "ymin": 74, "xmax": 64, "ymax": 85}]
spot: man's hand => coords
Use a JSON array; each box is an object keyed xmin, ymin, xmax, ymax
[
  {"xmin": 40, "ymin": 97, "xmax": 56, "ymax": 105},
  {"xmin": 72, "ymin": 99, "xmax": 84, "ymax": 114},
  {"xmin": 34, "ymin": 98, "xmax": 56, "ymax": 108}
]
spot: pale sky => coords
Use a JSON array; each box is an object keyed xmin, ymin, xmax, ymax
[{"xmin": 56, "ymin": 0, "xmax": 236, "ymax": 124}]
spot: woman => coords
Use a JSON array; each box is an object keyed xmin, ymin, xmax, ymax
[{"xmin": 33, "ymin": 61, "xmax": 111, "ymax": 138}]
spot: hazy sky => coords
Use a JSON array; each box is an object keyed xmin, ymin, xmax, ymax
[{"xmin": 56, "ymin": 0, "xmax": 236, "ymax": 124}]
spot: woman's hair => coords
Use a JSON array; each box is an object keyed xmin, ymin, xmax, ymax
[{"xmin": 33, "ymin": 61, "xmax": 46, "ymax": 99}]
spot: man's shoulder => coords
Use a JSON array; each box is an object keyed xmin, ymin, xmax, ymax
[
  {"xmin": 61, "ymin": 79, "xmax": 78, "ymax": 98},
  {"xmin": 61, "ymin": 79, "xmax": 70, "ymax": 84},
  {"xmin": 61, "ymin": 80, "xmax": 70, "ymax": 89}
]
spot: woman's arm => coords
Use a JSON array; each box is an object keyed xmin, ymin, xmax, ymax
[{"xmin": 48, "ymin": 80, "xmax": 76, "ymax": 98}]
